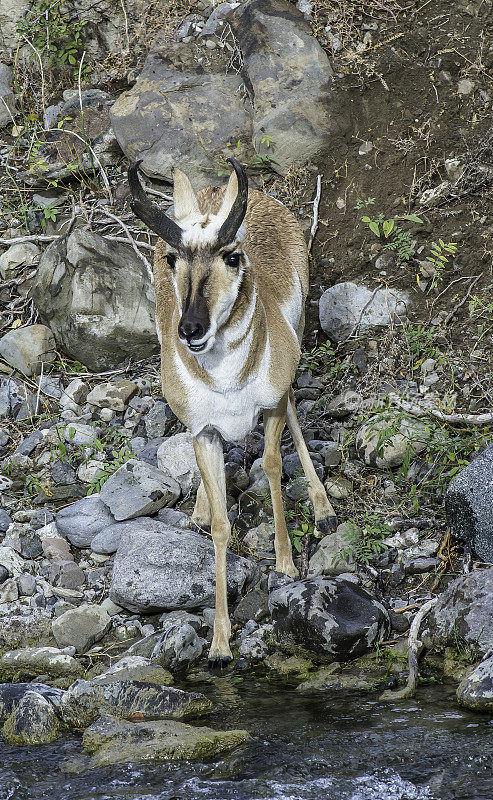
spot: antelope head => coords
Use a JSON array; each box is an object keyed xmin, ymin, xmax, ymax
[{"xmin": 128, "ymin": 158, "xmax": 249, "ymax": 354}]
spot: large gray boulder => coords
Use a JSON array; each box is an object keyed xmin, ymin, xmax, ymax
[
  {"xmin": 32, "ymin": 229, "xmax": 158, "ymax": 371},
  {"xmin": 110, "ymin": 38, "xmax": 252, "ymax": 188},
  {"xmin": 228, "ymin": 0, "xmax": 347, "ymax": 174},
  {"xmin": 0, "ymin": 682, "xmax": 63, "ymax": 722},
  {"xmin": 319, "ymin": 282, "xmax": 409, "ymax": 342},
  {"xmin": 423, "ymin": 569, "xmax": 493, "ymax": 657},
  {"xmin": 445, "ymin": 445, "xmax": 493, "ymax": 563},
  {"xmin": 269, "ymin": 575, "xmax": 390, "ymax": 660},
  {"xmin": 110, "ymin": 520, "xmax": 259, "ymax": 612},
  {"xmin": 110, "ymin": 0, "xmax": 346, "ymax": 187}
]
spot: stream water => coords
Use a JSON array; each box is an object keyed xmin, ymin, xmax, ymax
[{"xmin": 0, "ymin": 678, "xmax": 491, "ymax": 800}]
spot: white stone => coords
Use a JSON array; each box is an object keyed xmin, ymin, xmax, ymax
[{"xmin": 156, "ymin": 433, "xmax": 201, "ymax": 497}]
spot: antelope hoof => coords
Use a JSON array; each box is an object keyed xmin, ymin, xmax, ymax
[
  {"xmin": 317, "ymin": 515, "xmax": 337, "ymax": 534},
  {"xmin": 208, "ymin": 655, "xmax": 233, "ymax": 671},
  {"xmin": 276, "ymin": 560, "xmax": 299, "ymax": 579}
]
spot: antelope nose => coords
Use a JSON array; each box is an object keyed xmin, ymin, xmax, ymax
[{"xmin": 178, "ymin": 319, "xmax": 204, "ymax": 342}]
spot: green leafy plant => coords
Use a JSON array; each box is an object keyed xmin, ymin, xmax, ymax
[
  {"xmin": 339, "ymin": 513, "xmax": 392, "ymax": 564},
  {"xmin": 417, "ymin": 239, "xmax": 458, "ymax": 289},
  {"xmin": 17, "ymin": 0, "xmax": 91, "ymax": 77},
  {"xmin": 291, "ymin": 520, "xmax": 315, "ymax": 553},
  {"xmin": 87, "ymin": 444, "xmax": 133, "ymax": 495},
  {"xmin": 360, "ymin": 207, "xmax": 423, "ymax": 262}
]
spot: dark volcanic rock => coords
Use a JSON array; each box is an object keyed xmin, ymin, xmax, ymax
[
  {"xmin": 269, "ymin": 576, "xmax": 390, "ymax": 660},
  {"xmin": 445, "ymin": 444, "xmax": 493, "ymax": 562},
  {"xmin": 0, "ymin": 683, "xmax": 63, "ymax": 722},
  {"xmin": 456, "ymin": 655, "xmax": 493, "ymax": 713}
]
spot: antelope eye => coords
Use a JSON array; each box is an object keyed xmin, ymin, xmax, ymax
[
  {"xmin": 224, "ymin": 251, "xmax": 240, "ymax": 269},
  {"xmin": 166, "ymin": 253, "xmax": 177, "ymax": 269}
]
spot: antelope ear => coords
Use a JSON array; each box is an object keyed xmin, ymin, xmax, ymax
[
  {"xmin": 173, "ymin": 168, "xmax": 201, "ymax": 221},
  {"xmin": 215, "ymin": 169, "xmax": 239, "ymax": 225}
]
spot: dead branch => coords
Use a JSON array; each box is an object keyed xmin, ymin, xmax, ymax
[
  {"xmin": 307, "ymin": 174, "xmax": 322, "ymax": 252},
  {"xmin": 392, "ymin": 397, "xmax": 493, "ymax": 426},
  {"xmin": 380, "ymin": 597, "xmax": 437, "ymax": 701}
]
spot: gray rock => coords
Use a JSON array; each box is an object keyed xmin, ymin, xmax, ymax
[
  {"xmin": 234, "ymin": 586, "xmax": 270, "ymax": 624},
  {"xmin": 56, "ymin": 495, "xmax": 116, "ymax": 548},
  {"xmin": 0, "ymin": 682, "xmax": 63, "ymax": 722},
  {"xmin": 1, "ymin": 690, "xmax": 61, "ymax": 745},
  {"xmin": 0, "ymin": 241, "xmax": 39, "ymax": 280},
  {"xmin": 445, "ymin": 444, "xmax": 493, "ymax": 562},
  {"xmin": 110, "ymin": 520, "xmax": 258, "ymax": 612},
  {"xmin": 0, "ymin": 646, "xmax": 83, "ymax": 677},
  {"xmin": 32, "ymin": 229, "xmax": 158, "ymax": 371},
  {"xmin": 229, "ymin": 0, "xmax": 347, "ymax": 175},
  {"xmin": 144, "ymin": 401, "xmax": 174, "ymax": 438},
  {"xmin": 90, "ymin": 520, "xmax": 134, "ymax": 554},
  {"xmin": 239, "ymin": 623, "xmax": 273, "ymax": 661},
  {"xmin": 0, "ymin": 508, "xmax": 12, "ymax": 533},
  {"xmin": 0, "ymin": 577, "xmax": 18, "ymax": 602},
  {"xmin": 51, "ymin": 458, "xmax": 77, "ymax": 486},
  {"xmin": 456, "ymin": 655, "xmax": 493, "ymax": 712},
  {"xmin": 319, "ymin": 282, "xmax": 409, "ymax": 342},
  {"xmin": 60, "ymin": 679, "xmax": 212, "ymax": 728},
  {"xmin": 269, "ymin": 575, "xmax": 390, "ymax": 660},
  {"xmin": 0, "ymin": 325, "xmax": 56, "ymax": 377},
  {"xmin": 12, "ymin": 429, "xmax": 43, "ymax": 457},
  {"xmin": 99, "ymin": 459, "xmax": 180, "ymax": 520},
  {"xmin": 0, "ymin": 62, "xmax": 16, "ymax": 129},
  {"xmin": 156, "ymin": 508, "xmax": 193, "ymax": 529},
  {"xmin": 86, "ymin": 380, "xmax": 138, "ymax": 411},
  {"xmin": 80, "ymin": 715, "xmax": 249, "ymax": 768},
  {"xmin": 150, "ymin": 621, "xmax": 205, "ymax": 670},
  {"xmin": 0, "ymin": 376, "xmax": 42, "ymax": 420},
  {"xmin": 243, "ymin": 522, "xmax": 275, "ymax": 554},
  {"xmin": 93, "ymin": 656, "xmax": 173, "ymax": 686},
  {"xmin": 356, "ymin": 412, "xmax": 430, "ymax": 468},
  {"xmin": 17, "ymin": 574, "xmax": 36, "ymax": 596},
  {"xmin": 423, "ymin": 569, "xmax": 493, "ymax": 657},
  {"xmin": 43, "ymin": 560, "xmax": 86, "ymax": 589},
  {"xmin": 63, "ymin": 422, "xmax": 98, "ymax": 446},
  {"xmin": 52, "ymin": 604, "xmax": 111, "ymax": 653},
  {"xmin": 60, "ymin": 377, "xmax": 89, "ymax": 409},
  {"xmin": 308, "ymin": 524, "xmax": 358, "ymax": 576},
  {"xmin": 110, "ymin": 38, "xmax": 252, "ymax": 188},
  {"xmin": 326, "ymin": 390, "xmax": 364, "ymax": 419},
  {"xmin": 0, "ymin": 565, "xmax": 8, "ymax": 582},
  {"xmin": 324, "ymin": 476, "xmax": 352, "ymax": 500},
  {"xmin": 156, "ymin": 433, "xmax": 201, "ymax": 496}
]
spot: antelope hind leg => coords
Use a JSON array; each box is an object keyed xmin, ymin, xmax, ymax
[
  {"xmin": 263, "ymin": 395, "xmax": 299, "ymax": 578},
  {"xmin": 191, "ymin": 479, "xmax": 212, "ymax": 529},
  {"xmin": 287, "ymin": 389, "xmax": 337, "ymax": 534},
  {"xmin": 193, "ymin": 430, "xmax": 232, "ymax": 667}
]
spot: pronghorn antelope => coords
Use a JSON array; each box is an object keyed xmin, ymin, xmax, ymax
[{"xmin": 128, "ymin": 158, "xmax": 337, "ymax": 666}]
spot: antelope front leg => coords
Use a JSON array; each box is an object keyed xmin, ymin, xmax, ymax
[
  {"xmin": 263, "ymin": 395, "xmax": 299, "ymax": 578},
  {"xmin": 287, "ymin": 389, "xmax": 337, "ymax": 534},
  {"xmin": 191, "ymin": 479, "xmax": 212, "ymax": 529},
  {"xmin": 193, "ymin": 430, "xmax": 232, "ymax": 667}
]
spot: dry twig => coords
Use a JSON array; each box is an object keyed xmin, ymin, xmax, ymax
[{"xmin": 380, "ymin": 597, "xmax": 437, "ymax": 700}]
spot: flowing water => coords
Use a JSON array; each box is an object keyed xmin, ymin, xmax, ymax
[{"xmin": 0, "ymin": 677, "xmax": 491, "ymax": 800}]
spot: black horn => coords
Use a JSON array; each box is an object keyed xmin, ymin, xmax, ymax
[
  {"xmin": 216, "ymin": 157, "xmax": 249, "ymax": 249},
  {"xmin": 128, "ymin": 160, "xmax": 183, "ymax": 250}
]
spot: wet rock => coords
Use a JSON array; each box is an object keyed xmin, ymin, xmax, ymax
[
  {"xmin": 456, "ymin": 655, "xmax": 493, "ymax": 712},
  {"xmin": 445, "ymin": 444, "xmax": 493, "ymax": 562},
  {"xmin": 423, "ymin": 569, "xmax": 493, "ymax": 657},
  {"xmin": 319, "ymin": 283, "xmax": 409, "ymax": 342},
  {"xmin": 0, "ymin": 241, "xmax": 39, "ymax": 280},
  {"xmin": 1, "ymin": 690, "xmax": 61, "ymax": 745},
  {"xmin": 86, "ymin": 380, "xmax": 138, "ymax": 411},
  {"xmin": 32, "ymin": 230, "xmax": 158, "ymax": 371},
  {"xmin": 296, "ymin": 663, "xmax": 386, "ymax": 693},
  {"xmin": 269, "ymin": 576, "xmax": 390, "ymax": 660},
  {"xmin": 81, "ymin": 715, "xmax": 249, "ymax": 768},
  {"xmin": 0, "ymin": 325, "xmax": 56, "ymax": 377},
  {"xmin": 229, "ymin": 0, "xmax": 347, "ymax": 174},
  {"xmin": 150, "ymin": 621, "xmax": 205, "ymax": 670},
  {"xmin": 234, "ymin": 586, "xmax": 270, "ymax": 624},
  {"xmin": 0, "ymin": 646, "xmax": 83, "ymax": 678},
  {"xmin": 356, "ymin": 413, "xmax": 430, "ymax": 468},
  {"xmin": 60, "ymin": 679, "xmax": 212, "ymax": 728},
  {"xmin": 100, "ymin": 459, "xmax": 180, "ymax": 520},
  {"xmin": 156, "ymin": 433, "xmax": 201, "ymax": 496},
  {"xmin": 110, "ymin": 521, "xmax": 258, "ymax": 612},
  {"xmin": 93, "ymin": 656, "xmax": 173, "ymax": 686},
  {"xmin": 307, "ymin": 524, "xmax": 358, "ymax": 576},
  {"xmin": 0, "ymin": 683, "xmax": 63, "ymax": 722},
  {"xmin": 52, "ymin": 604, "xmax": 111, "ymax": 653}
]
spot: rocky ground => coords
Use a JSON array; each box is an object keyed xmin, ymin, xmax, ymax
[{"xmin": 0, "ymin": 0, "xmax": 492, "ymax": 767}]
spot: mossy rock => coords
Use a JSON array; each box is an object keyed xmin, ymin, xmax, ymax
[
  {"xmin": 1, "ymin": 691, "xmax": 62, "ymax": 745},
  {"xmin": 296, "ymin": 662, "xmax": 388, "ymax": 694},
  {"xmin": 265, "ymin": 652, "xmax": 314, "ymax": 680},
  {"xmin": 81, "ymin": 715, "xmax": 250, "ymax": 768}
]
